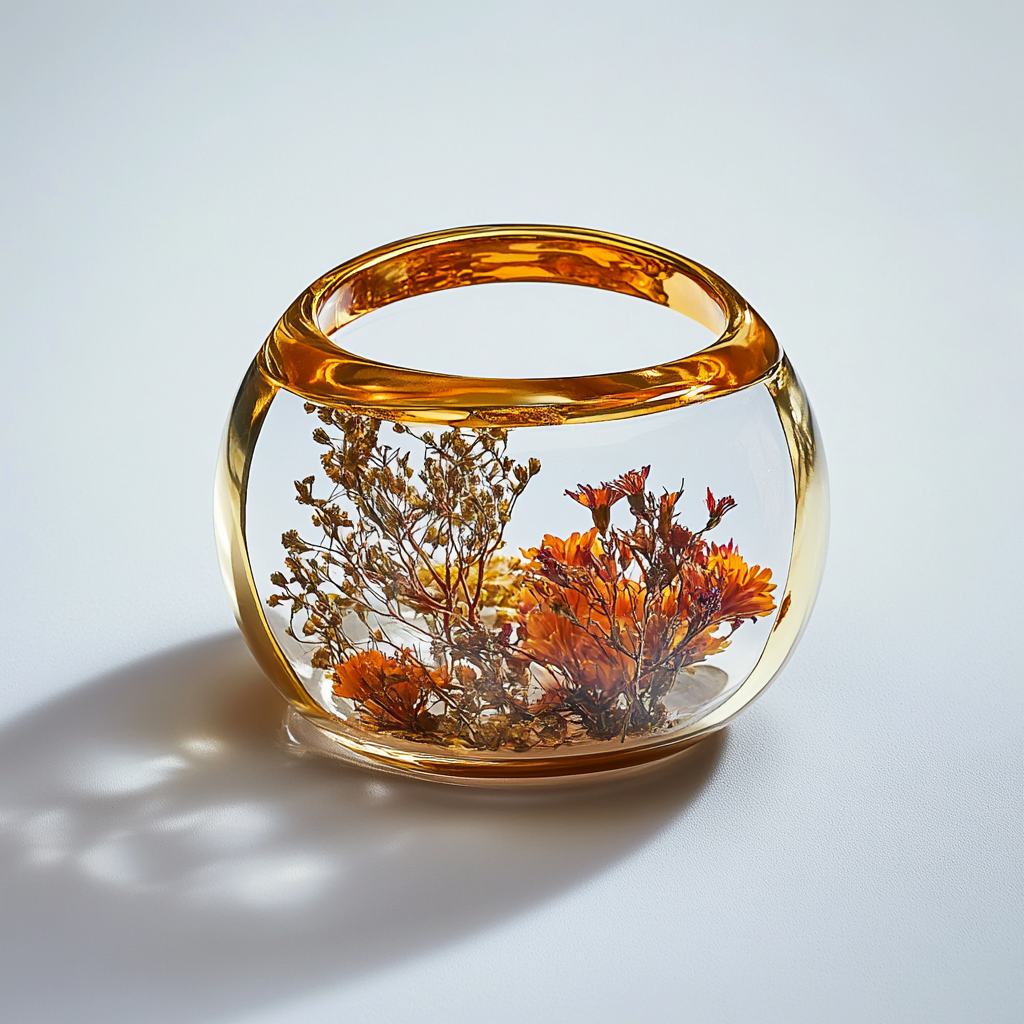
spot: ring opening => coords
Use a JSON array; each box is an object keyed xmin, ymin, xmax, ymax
[{"xmin": 325, "ymin": 283, "xmax": 718, "ymax": 380}]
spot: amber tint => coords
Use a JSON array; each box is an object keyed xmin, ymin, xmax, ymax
[{"xmin": 258, "ymin": 226, "xmax": 781, "ymax": 425}]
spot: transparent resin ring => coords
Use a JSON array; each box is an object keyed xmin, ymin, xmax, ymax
[{"xmin": 215, "ymin": 225, "xmax": 828, "ymax": 785}]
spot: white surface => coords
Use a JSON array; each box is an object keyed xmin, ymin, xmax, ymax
[{"xmin": 0, "ymin": 3, "xmax": 1020, "ymax": 1022}]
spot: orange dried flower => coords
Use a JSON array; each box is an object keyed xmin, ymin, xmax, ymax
[
  {"xmin": 332, "ymin": 649, "xmax": 440, "ymax": 732},
  {"xmin": 709, "ymin": 541, "xmax": 776, "ymax": 621},
  {"xmin": 564, "ymin": 483, "xmax": 625, "ymax": 532},
  {"xmin": 522, "ymin": 528, "xmax": 605, "ymax": 568},
  {"xmin": 520, "ymin": 606, "xmax": 635, "ymax": 705}
]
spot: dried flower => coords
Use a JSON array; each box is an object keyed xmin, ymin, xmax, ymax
[
  {"xmin": 268, "ymin": 409, "xmax": 775, "ymax": 751},
  {"xmin": 709, "ymin": 541, "xmax": 776, "ymax": 621},
  {"xmin": 614, "ymin": 465, "xmax": 651, "ymax": 495},
  {"xmin": 564, "ymin": 483, "xmax": 625, "ymax": 533},
  {"xmin": 333, "ymin": 649, "xmax": 438, "ymax": 732},
  {"xmin": 705, "ymin": 488, "xmax": 738, "ymax": 529}
]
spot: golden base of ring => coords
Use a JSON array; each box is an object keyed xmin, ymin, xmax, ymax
[{"xmin": 281, "ymin": 707, "xmax": 716, "ymax": 788}]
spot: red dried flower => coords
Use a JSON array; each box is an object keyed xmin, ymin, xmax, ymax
[
  {"xmin": 705, "ymin": 488, "xmax": 737, "ymax": 528},
  {"xmin": 666, "ymin": 525, "xmax": 693, "ymax": 551},
  {"xmin": 613, "ymin": 466, "xmax": 651, "ymax": 495}
]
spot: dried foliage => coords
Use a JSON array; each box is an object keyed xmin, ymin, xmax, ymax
[{"xmin": 269, "ymin": 407, "xmax": 776, "ymax": 750}]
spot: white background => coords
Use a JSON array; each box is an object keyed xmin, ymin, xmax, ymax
[{"xmin": 0, "ymin": 3, "xmax": 1020, "ymax": 1022}]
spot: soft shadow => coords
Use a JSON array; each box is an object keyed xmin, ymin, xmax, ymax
[{"xmin": 0, "ymin": 633, "xmax": 722, "ymax": 1024}]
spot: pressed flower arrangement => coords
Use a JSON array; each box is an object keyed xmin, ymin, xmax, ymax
[{"xmin": 265, "ymin": 405, "xmax": 777, "ymax": 752}]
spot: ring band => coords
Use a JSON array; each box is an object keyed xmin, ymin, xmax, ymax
[{"xmin": 216, "ymin": 225, "xmax": 828, "ymax": 784}]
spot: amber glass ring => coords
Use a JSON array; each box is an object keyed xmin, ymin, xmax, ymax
[{"xmin": 216, "ymin": 225, "xmax": 828, "ymax": 785}]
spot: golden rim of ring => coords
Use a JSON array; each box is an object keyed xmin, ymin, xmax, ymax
[{"xmin": 257, "ymin": 224, "xmax": 780, "ymax": 427}]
